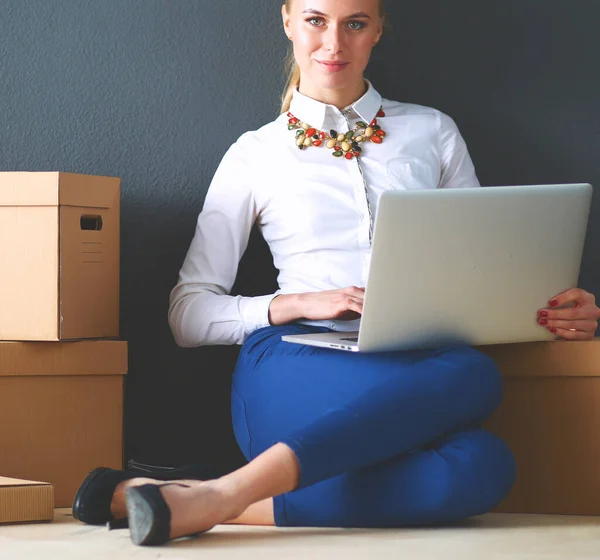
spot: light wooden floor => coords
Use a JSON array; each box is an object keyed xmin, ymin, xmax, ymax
[{"xmin": 0, "ymin": 509, "xmax": 599, "ymax": 559}]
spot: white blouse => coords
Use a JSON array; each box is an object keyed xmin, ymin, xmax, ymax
[{"xmin": 169, "ymin": 83, "xmax": 480, "ymax": 347}]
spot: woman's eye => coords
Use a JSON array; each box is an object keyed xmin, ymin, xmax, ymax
[
  {"xmin": 348, "ymin": 21, "xmax": 365, "ymax": 30},
  {"xmin": 307, "ymin": 17, "xmax": 324, "ymax": 27}
]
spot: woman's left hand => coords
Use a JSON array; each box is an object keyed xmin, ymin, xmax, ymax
[{"xmin": 538, "ymin": 288, "xmax": 600, "ymax": 341}]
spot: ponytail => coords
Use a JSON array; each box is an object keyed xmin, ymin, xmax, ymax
[{"xmin": 280, "ymin": 49, "xmax": 301, "ymax": 114}]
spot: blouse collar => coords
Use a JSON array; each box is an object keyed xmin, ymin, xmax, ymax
[{"xmin": 288, "ymin": 81, "xmax": 383, "ymax": 131}]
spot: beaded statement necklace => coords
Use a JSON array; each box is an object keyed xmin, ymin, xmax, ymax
[{"xmin": 287, "ymin": 107, "xmax": 386, "ymax": 160}]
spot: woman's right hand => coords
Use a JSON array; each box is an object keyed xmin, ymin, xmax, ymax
[{"xmin": 268, "ymin": 287, "xmax": 365, "ymax": 326}]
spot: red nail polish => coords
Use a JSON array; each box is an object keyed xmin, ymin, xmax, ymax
[
  {"xmin": 539, "ymin": 319, "xmax": 548, "ymax": 326},
  {"xmin": 550, "ymin": 300, "xmax": 559, "ymax": 307},
  {"xmin": 549, "ymin": 328, "xmax": 557, "ymax": 333},
  {"xmin": 539, "ymin": 311, "xmax": 548, "ymax": 318}
]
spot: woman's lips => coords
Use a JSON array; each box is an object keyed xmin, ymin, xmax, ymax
[{"xmin": 316, "ymin": 60, "xmax": 349, "ymax": 73}]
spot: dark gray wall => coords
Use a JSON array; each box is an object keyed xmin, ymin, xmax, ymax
[{"xmin": 1, "ymin": 1, "xmax": 598, "ymax": 473}]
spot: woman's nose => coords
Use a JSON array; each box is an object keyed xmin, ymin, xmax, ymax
[{"xmin": 323, "ymin": 25, "xmax": 343, "ymax": 54}]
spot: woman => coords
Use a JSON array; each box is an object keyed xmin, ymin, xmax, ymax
[{"xmin": 73, "ymin": 0, "xmax": 600, "ymax": 546}]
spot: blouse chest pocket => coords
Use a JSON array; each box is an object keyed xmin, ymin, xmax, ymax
[{"xmin": 385, "ymin": 156, "xmax": 441, "ymax": 191}]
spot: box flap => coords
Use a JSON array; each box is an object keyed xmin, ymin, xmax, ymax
[
  {"xmin": 0, "ymin": 172, "xmax": 120, "ymax": 209},
  {"xmin": 477, "ymin": 339, "xmax": 600, "ymax": 378},
  {"xmin": 0, "ymin": 476, "xmax": 51, "ymax": 487},
  {"xmin": 58, "ymin": 172, "xmax": 120, "ymax": 209},
  {"xmin": 0, "ymin": 340, "xmax": 127, "ymax": 376},
  {"xmin": 0, "ymin": 172, "xmax": 60, "ymax": 206}
]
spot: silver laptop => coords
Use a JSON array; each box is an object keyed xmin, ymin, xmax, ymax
[{"xmin": 281, "ymin": 183, "xmax": 593, "ymax": 352}]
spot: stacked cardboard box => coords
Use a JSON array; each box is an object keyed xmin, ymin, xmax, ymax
[
  {"xmin": 480, "ymin": 339, "xmax": 600, "ymax": 516},
  {"xmin": 0, "ymin": 172, "xmax": 127, "ymax": 518},
  {"xmin": 0, "ymin": 477, "xmax": 54, "ymax": 524}
]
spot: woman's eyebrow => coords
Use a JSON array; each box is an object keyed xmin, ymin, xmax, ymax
[{"xmin": 302, "ymin": 9, "xmax": 372, "ymax": 19}]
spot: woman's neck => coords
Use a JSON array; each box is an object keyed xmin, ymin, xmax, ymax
[{"xmin": 298, "ymin": 80, "xmax": 368, "ymax": 111}]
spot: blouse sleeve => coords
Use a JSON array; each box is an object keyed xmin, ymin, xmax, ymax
[
  {"xmin": 437, "ymin": 112, "xmax": 481, "ymax": 188},
  {"xmin": 168, "ymin": 137, "xmax": 277, "ymax": 347}
]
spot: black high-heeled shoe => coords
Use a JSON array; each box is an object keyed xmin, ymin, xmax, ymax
[
  {"xmin": 72, "ymin": 467, "xmax": 141, "ymax": 526},
  {"xmin": 126, "ymin": 483, "xmax": 191, "ymax": 546}
]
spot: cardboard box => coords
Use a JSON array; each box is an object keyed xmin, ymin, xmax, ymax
[
  {"xmin": 480, "ymin": 339, "xmax": 600, "ymax": 515},
  {"xmin": 0, "ymin": 340, "xmax": 127, "ymax": 507},
  {"xmin": 0, "ymin": 476, "xmax": 53, "ymax": 524},
  {"xmin": 0, "ymin": 172, "xmax": 120, "ymax": 340}
]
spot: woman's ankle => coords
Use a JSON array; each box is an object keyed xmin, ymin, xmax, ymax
[
  {"xmin": 110, "ymin": 477, "xmax": 157, "ymax": 518},
  {"xmin": 212, "ymin": 443, "xmax": 300, "ymax": 508},
  {"xmin": 202, "ymin": 478, "xmax": 249, "ymax": 521}
]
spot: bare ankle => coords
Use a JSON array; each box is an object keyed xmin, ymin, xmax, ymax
[
  {"xmin": 110, "ymin": 477, "xmax": 157, "ymax": 518},
  {"xmin": 202, "ymin": 479, "xmax": 248, "ymax": 521}
]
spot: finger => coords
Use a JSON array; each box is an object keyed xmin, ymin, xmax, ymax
[
  {"xmin": 551, "ymin": 327, "xmax": 596, "ymax": 341},
  {"xmin": 345, "ymin": 299, "xmax": 363, "ymax": 316},
  {"xmin": 344, "ymin": 288, "xmax": 365, "ymax": 300},
  {"xmin": 539, "ymin": 307, "xmax": 584, "ymax": 321},
  {"xmin": 352, "ymin": 298, "xmax": 364, "ymax": 312},
  {"xmin": 540, "ymin": 318, "xmax": 599, "ymax": 333},
  {"xmin": 548, "ymin": 288, "xmax": 593, "ymax": 308},
  {"xmin": 342, "ymin": 297, "xmax": 363, "ymax": 310},
  {"xmin": 346, "ymin": 286, "xmax": 366, "ymax": 297},
  {"xmin": 539, "ymin": 304, "xmax": 600, "ymax": 322}
]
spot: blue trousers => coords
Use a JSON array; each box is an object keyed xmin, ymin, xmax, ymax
[{"xmin": 231, "ymin": 325, "xmax": 516, "ymax": 528}]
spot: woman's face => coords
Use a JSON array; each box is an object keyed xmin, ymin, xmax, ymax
[{"xmin": 282, "ymin": 0, "xmax": 383, "ymax": 102}]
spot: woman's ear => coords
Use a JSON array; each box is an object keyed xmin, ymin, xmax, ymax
[
  {"xmin": 373, "ymin": 16, "xmax": 385, "ymax": 46},
  {"xmin": 282, "ymin": 4, "xmax": 293, "ymax": 40}
]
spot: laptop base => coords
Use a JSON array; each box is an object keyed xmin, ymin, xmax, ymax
[{"xmin": 281, "ymin": 331, "xmax": 361, "ymax": 352}]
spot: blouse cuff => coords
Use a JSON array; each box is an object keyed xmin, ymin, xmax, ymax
[{"xmin": 238, "ymin": 294, "xmax": 279, "ymax": 333}]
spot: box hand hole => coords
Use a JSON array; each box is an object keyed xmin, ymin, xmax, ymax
[{"xmin": 80, "ymin": 215, "xmax": 103, "ymax": 231}]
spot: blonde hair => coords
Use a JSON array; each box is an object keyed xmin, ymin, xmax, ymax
[{"xmin": 280, "ymin": 0, "xmax": 386, "ymax": 114}]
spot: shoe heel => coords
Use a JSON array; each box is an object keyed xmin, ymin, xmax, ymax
[{"xmin": 126, "ymin": 484, "xmax": 179, "ymax": 546}]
